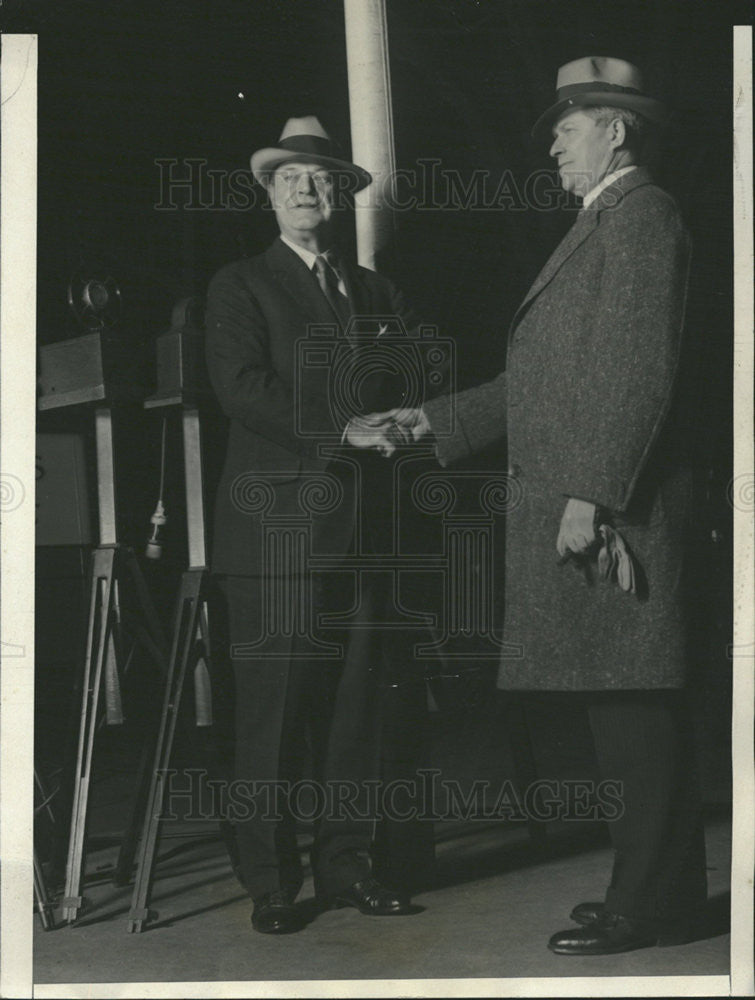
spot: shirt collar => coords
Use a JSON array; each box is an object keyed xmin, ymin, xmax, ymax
[
  {"xmin": 280, "ymin": 234, "xmax": 334, "ymax": 271},
  {"xmin": 581, "ymin": 164, "xmax": 637, "ymax": 209}
]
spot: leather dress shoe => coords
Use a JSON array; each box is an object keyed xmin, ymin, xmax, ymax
[
  {"xmin": 570, "ymin": 901, "xmax": 604, "ymax": 925},
  {"xmin": 568, "ymin": 903, "xmax": 695, "ymax": 943},
  {"xmin": 330, "ymin": 877, "xmax": 412, "ymax": 916},
  {"xmin": 251, "ymin": 890, "xmax": 304, "ymax": 934},
  {"xmin": 548, "ymin": 913, "xmax": 658, "ymax": 955}
]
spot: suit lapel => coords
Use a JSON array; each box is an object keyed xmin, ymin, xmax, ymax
[
  {"xmin": 341, "ymin": 261, "xmax": 370, "ymax": 318},
  {"xmin": 265, "ymin": 237, "xmax": 337, "ymax": 328},
  {"xmin": 338, "ymin": 259, "xmax": 395, "ymax": 409},
  {"xmin": 265, "ymin": 238, "xmax": 386, "ymax": 359}
]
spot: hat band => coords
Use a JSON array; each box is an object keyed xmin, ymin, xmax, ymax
[
  {"xmin": 556, "ymin": 81, "xmax": 645, "ymax": 102},
  {"xmin": 278, "ymin": 134, "xmax": 337, "ymax": 158}
]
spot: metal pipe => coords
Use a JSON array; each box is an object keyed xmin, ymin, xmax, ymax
[{"xmin": 344, "ymin": 0, "xmax": 396, "ymax": 270}]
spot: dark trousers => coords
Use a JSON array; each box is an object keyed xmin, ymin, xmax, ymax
[
  {"xmin": 585, "ymin": 690, "xmax": 707, "ymax": 928},
  {"xmin": 518, "ymin": 689, "xmax": 707, "ymax": 928},
  {"xmin": 219, "ymin": 571, "xmax": 425, "ymax": 900}
]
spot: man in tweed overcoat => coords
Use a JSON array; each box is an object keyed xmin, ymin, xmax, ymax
[{"xmin": 362, "ymin": 58, "xmax": 708, "ymax": 954}]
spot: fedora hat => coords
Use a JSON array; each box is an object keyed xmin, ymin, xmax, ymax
[
  {"xmin": 250, "ymin": 115, "xmax": 372, "ymax": 192},
  {"xmin": 532, "ymin": 57, "xmax": 667, "ymax": 144}
]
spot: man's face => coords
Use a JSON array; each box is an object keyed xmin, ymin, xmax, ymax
[
  {"xmin": 267, "ymin": 161, "xmax": 335, "ymax": 241},
  {"xmin": 549, "ymin": 109, "xmax": 616, "ymax": 199}
]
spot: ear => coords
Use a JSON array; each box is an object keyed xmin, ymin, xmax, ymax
[{"xmin": 608, "ymin": 118, "xmax": 627, "ymax": 149}]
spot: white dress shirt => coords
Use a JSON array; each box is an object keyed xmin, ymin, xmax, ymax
[
  {"xmin": 280, "ymin": 234, "xmax": 348, "ymax": 296},
  {"xmin": 582, "ymin": 164, "xmax": 637, "ymax": 209},
  {"xmin": 279, "ymin": 234, "xmax": 353, "ymax": 440}
]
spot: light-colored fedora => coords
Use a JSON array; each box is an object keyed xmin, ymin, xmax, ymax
[
  {"xmin": 532, "ymin": 57, "xmax": 667, "ymax": 143},
  {"xmin": 250, "ymin": 115, "xmax": 372, "ymax": 192}
]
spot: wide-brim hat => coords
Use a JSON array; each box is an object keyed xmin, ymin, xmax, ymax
[
  {"xmin": 250, "ymin": 115, "xmax": 372, "ymax": 192},
  {"xmin": 532, "ymin": 57, "xmax": 667, "ymax": 144}
]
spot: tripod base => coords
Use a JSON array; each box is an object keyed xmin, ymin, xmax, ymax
[
  {"xmin": 127, "ymin": 567, "xmax": 212, "ymax": 933},
  {"xmin": 62, "ymin": 544, "xmax": 166, "ymax": 924}
]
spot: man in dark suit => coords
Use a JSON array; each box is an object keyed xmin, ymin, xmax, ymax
[
  {"xmin": 362, "ymin": 58, "xmax": 708, "ymax": 954},
  {"xmin": 205, "ymin": 117, "xmax": 425, "ymax": 934}
]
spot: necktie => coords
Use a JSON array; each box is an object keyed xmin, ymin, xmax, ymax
[{"xmin": 313, "ymin": 253, "xmax": 352, "ymax": 331}]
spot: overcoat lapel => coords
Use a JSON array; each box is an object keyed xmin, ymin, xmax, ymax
[
  {"xmin": 510, "ymin": 209, "xmax": 597, "ymax": 331},
  {"xmin": 509, "ymin": 167, "xmax": 655, "ymax": 336}
]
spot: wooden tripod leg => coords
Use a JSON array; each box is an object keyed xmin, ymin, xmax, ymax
[
  {"xmin": 104, "ymin": 576, "xmax": 124, "ymax": 725},
  {"xmin": 112, "ymin": 553, "xmax": 179, "ymax": 885},
  {"xmin": 193, "ymin": 594, "xmax": 213, "ymax": 727},
  {"xmin": 33, "ymin": 768, "xmax": 57, "ymax": 929},
  {"xmin": 34, "ymin": 850, "xmax": 55, "ymax": 931},
  {"xmin": 61, "ymin": 546, "xmax": 117, "ymax": 923},
  {"xmin": 127, "ymin": 569, "xmax": 203, "ymax": 932},
  {"xmin": 51, "ymin": 654, "xmax": 89, "ymax": 885},
  {"xmin": 111, "ymin": 735, "xmax": 154, "ymax": 887}
]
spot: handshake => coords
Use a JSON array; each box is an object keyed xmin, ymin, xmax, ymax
[{"xmin": 345, "ymin": 407, "xmax": 432, "ymax": 457}]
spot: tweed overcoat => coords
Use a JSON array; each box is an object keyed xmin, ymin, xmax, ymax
[
  {"xmin": 425, "ymin": 168, "xmax": 694, "ymax": 690},
  {"xmin": 205, "ymin": 236, "xmax": 418, "ymax": 579}
]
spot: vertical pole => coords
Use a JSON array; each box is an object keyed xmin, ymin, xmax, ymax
[
  {"xmin": 182, "ymin": 408, "xmax": 207, "ymax": 570},
  {"xmin": 344, "ymin": 0, "xmax": 397, "ymax": 270},
  {"xmin": 95, "ymin": 407, "xmax": 117, "ymax": 545}
]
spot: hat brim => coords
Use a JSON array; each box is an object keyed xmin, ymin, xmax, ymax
[
  {"xmin": 250, "ymin": 148, "xmax": 372, "ymax": 193},
  {"xmin": 531, "ymin": 92, "xmax": 668, "ymax": 145}
]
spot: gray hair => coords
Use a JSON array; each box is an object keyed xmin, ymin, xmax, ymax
[{"xmin": 583, "ymin": 105, "xmax": 650, "ymax": 156}]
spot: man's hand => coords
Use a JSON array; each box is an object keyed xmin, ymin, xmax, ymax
[
  {"xmin": 345, "ymin": 415, "xmax": 410, "ymax": 456},
  {"xmin": 366, "ymin": 407, "xmax": 432, "ymax": 444},
  {"xmin": 556, "ymin": 498, "xmax": 597, "ymax": 559}
]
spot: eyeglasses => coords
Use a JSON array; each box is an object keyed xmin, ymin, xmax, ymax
[{"xmin": 275, "ymin": 167, "xmax": 333, "ymax": 191}]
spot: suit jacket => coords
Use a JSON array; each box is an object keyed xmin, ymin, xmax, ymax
[
  {"xmin": 425, "ymin": 167, "xmax": 694, "ymax": 690},
  {"xmin": 205, "ymin": 236, "xmax": 419, "ymax": 577}
]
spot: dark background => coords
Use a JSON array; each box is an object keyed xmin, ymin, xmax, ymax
[{"xmin": 4, "ymin": 0, "xmax": 748, "ymax": 804}]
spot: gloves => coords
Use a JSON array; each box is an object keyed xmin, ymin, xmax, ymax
[{"xmin": 597, "ymin": 524, "xmax": 636, "ymax": 594}]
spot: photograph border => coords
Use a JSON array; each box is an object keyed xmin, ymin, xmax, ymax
[{"xmin": 0, "ymin": 19, "xmax": 752, "ymax": 998}]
